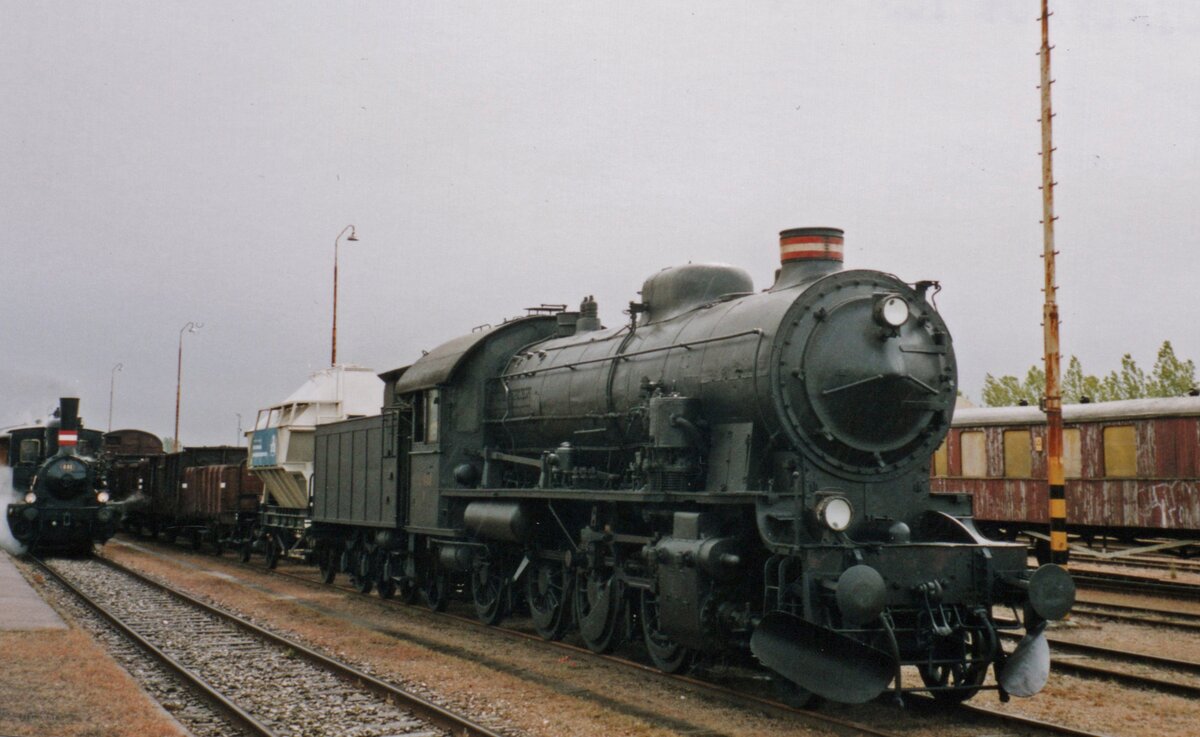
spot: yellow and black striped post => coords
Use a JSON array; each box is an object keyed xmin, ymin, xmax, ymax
[{"xmin": 1039, "ymin": 0, "xmax": 1068, "ymax": 565}]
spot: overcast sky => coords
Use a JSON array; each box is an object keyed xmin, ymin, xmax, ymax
[{"xmin": 2, "ymin": 2, "xmax": 1197, "ymax": 445}]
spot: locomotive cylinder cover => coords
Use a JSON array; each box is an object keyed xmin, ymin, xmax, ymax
[
  {"xmin": 464, "ymin": 501, "xmax": 532, "ymax": 543},
  {"xmin": 438, "ymin": 543, "xmax": 476, "ymax": 573}
]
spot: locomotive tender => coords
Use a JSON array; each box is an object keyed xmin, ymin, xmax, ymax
[
  {"xmin": 4, "ymin": 398, "xmax": 117, "ymax": 553},
  {"xmin": 308, "ymin": 227, "xmax": 1074, "ymax": 704}
]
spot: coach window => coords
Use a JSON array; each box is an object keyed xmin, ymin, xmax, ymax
[
  {"xmin": 1003, "ymin": 430, "xmax": 1032, "ymax": 478},
  {"xmin": 933, "ymin": 440, "xmax": 948, "ymax": 477},
  {"xmin": 19, "ymin": 439, "xmax": 41, "ymax": 464},
  {"xmin": 1103, "ymin": 425, "xmax": 1137, "ymax": 478},
  {"xmin": 960, "ymin": 431, "xmax": 986, "ymax": 477},
  {"xmin": 1063, "ymin": 427, "xmax": 1082, "ymax": 478}
]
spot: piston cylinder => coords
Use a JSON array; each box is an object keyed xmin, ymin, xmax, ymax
[{"xmin": 464, "ymin": 501, "xmax": 532, "ymax": 543}]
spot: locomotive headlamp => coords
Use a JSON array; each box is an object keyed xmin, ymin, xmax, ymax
[
  {"xmin": 23, "ymin": 492, "xmax": 36, "ymax": 504},
  {"xmin": 874, "ymin": 294, "xmax": 909, "ymax": 328},
  {"xmin": 96, "ymin": 491, "xmax": 110, "ymax": 503},
  {"xmin": 815, "ymin": 495, "xmax": 854, "ymax": 532}
]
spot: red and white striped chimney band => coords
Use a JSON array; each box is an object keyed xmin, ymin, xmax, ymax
[
  {"xmin": 59, "ymin": 430, "xmax": 78, "ymax": 446},
  {"xmin": 780, "ymin": 233, "xmax": 844, "ymax": 262}
]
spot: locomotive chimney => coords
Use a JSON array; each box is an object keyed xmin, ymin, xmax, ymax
[
  {"xmin": 771, "ymin": 227, "xmax": 844, "ymax": 290},
  {"xmin": 59, "ymin": 397, "xmax": 80, "ymax": 431},
  {"xmin": 54, "ymin": 397, "xmax": 81, "ymax": 453}
]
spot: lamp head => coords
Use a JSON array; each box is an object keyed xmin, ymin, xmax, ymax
[{"xmin": 346, "ymin": 226, "xmax": 359, "ymax": 242}]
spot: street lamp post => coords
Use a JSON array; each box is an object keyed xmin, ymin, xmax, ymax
[
  {"xmin": 331, "ymin": 225, "xmax": 358, "ymax": 366},
  {"xmin": 108, "ymin": 362, "xmax": 123, "ymax": 432},
  {"xmin": 236, "ymin": 413, "xmax": 243, "ymax": 447},
  {"xmin": 174, "ymin": 321, "xmax": 203, "ymax": 452}
]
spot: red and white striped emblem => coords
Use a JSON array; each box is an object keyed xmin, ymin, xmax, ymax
[
  {"xmin": 780, "ymin": 234, "xmax": 844, "ymax": 262},
  {"xmin": 58, "ymin": 430, "xmax": 78, "ymax": 446}
]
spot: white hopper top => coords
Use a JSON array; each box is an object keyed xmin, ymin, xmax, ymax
[
  {"xmin": 255, "ymin": 364, "xmax": 382, "ymax": 429},
  {"xmin": 249, "ymin": 365, "xmax": 383, "ymax": 508}
]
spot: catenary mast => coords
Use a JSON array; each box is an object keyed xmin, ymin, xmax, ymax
[{"xmin": 1039, "ymin": 0, "xmax": 1068, "ymax": 566}]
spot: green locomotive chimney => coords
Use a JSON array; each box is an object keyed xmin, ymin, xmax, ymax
[
  {"xmin": 771, "ymin": 227, "xmax": 844, "ymax": 290},
  {"xmin": 59, "ymin": 397, "xmax": 80, "ymax": 431}
]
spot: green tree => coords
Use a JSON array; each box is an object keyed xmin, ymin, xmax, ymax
[
  {"xmin": 982, "ymin": 365, "xmax": 1044, "ymax": 407},
  {"xmin": 983, "ymin": 341, "xmax": 1196, "ymax": 407},
  {"xmin": 1061, "ymin": 356, "xmax": 1103, "ymax": 403},
  {"xmin": 1147, "ymin": 341, "xmax": 1197, "ymax": 397},
  {"xmin": 1099, "ymin": 353, "xmax": 1146, "ymax": 401}
]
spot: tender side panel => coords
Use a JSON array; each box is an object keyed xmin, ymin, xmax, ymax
[{"xmin": 312, "ymin": 415, "xmax": 393, "ymax": 528}]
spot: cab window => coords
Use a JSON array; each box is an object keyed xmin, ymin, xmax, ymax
[
  {"xmin": 19, "ymin": 439, "xmax": 41, "ymax": 464},
  {"xmin": 424, "ymin": 389, "xmax": 440, "ymax": 443},
  {"xmin": 412, "ymin": 389, "xmax": 440, "ymax": 444}
]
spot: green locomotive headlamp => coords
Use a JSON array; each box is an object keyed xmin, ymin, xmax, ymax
[
  {"xmin": 874, "ymin": 293, "xmax": 909, "ymax": 328},
  {"xmin": 96, "ymin": 491, "xmax": 110, "ymax": 503},
  {"xmin": 24, "ymin": 492, "xmax": 37, "ymax": 504}
]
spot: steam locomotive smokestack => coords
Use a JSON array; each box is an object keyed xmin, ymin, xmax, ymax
[
  {"xmin": 772, "ymin": 227, "xmax": 844, "ymax": 290},
  {"xmin": 59, "ymin": 397, "xmax": 80, "ymax": 431},
  {"xmin": 55, "ymin": 397, "xmax": 81, "ymax": 452}
]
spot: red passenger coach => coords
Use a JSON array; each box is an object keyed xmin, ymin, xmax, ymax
[{"xmin": 931, "ymin": 397, "xmax": 1200, "ymax": 543}]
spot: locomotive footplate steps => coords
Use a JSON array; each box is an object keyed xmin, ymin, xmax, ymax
[{"xmin": 751, "ymin": 610, "xmax": 894, "ymax": 703}]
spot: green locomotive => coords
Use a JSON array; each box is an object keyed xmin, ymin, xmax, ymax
[
  {"xmin": 304, "ymin": 226, "xmax": 1073, "ymax": 705},
  {"xmin": 4, "ymin": 398, "xmax": 117, "ymax": 554}
]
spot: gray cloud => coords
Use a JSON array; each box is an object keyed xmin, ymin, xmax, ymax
[{"xmin": 2, "ymin": 1, "xmax": 1197, "ymax": 442}]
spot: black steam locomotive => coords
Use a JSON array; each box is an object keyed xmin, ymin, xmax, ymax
[
  {"xmin": 4, "ymin": 398, "xmax": 118, "ymax": 553},
  {"xmin": 291, "ymin": 227, "xmax": 1074, "ymax": 705}
]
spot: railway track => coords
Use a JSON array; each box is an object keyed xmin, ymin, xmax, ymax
[
  {"xmin": 1071, "ymin": 555, "xmax": 1200, "ymax": 576},
  {"xmin": 35, "ymin": 553, "xmax": 505, "ymax": 737},
  {"xmin": 995, "ymin": 632, "xmax": 1200, "ymax": 699},
  {"xmin": 1071, "ymin": 570, "xmax": 1200, "ymax": 601},
  {"xmin": 248, "ymin": 561, "xmax": 1126, "ymax": 737},
  {"xmin": 1071, "ymin": 599, "xmax": 1200, "ymax": 634},
  {"xmin": 102, "ymin": 538, "xmax": 1116, "ymax": 737}
]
